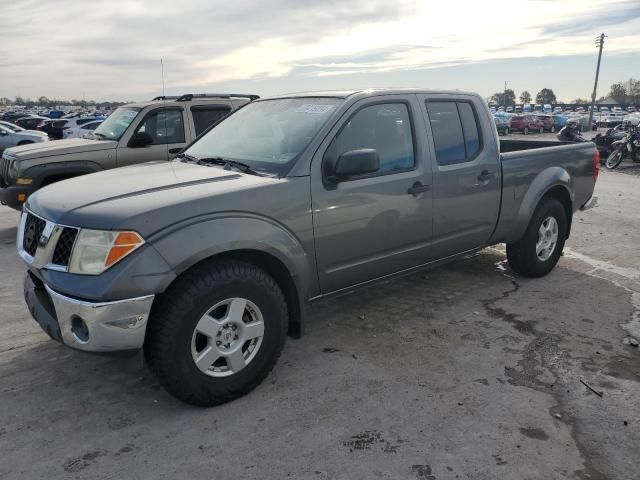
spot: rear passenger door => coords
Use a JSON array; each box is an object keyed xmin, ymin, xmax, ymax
[{"xmin": 417, "ymin": 95, "xmax": 501, "ymax": 259}]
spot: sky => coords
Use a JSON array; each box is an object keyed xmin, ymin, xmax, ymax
[{"xmin": 1, "ymin": 0, "xmax": 639, "ymax": 102}]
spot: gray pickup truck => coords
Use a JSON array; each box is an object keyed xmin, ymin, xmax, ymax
[
  {"xmin": 17, "ymin": 89, "xmax": 598, "ymax": 406},
  {"xmin": 0, "ymin": 93, "xmax": 257, "ymax": 210}
]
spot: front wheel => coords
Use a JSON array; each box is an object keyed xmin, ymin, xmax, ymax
[
  {"xmin": 606, "ymin": 149, "xmax": 624, "ymax": 169},
  {"xmin": 507, "ymin": 197, "xmax": 567, "ymax": 278},
  {"xmin": 144, "ymin": 260, "xmax": 288, "ymax": 406}
]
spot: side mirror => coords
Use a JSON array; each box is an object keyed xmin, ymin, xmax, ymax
[
  {"xmin": 129, "ymin": 131, "xmax": 153, "ymax": 148},
  {"xmin": 333, "ymin": 149, "xmax": 380, "ymax": 180}
]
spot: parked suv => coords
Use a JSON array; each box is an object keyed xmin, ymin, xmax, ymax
[
  {"xmin": 534, "ymin": 114, "xmax": 555, "ymax": 132},
  {"xmin": 510, "ymin": 115, "xmax": 544, "ymax": 134},
  {"xmin": 0, "ymin": 93, "xmax": 258, "ymax": 209}
]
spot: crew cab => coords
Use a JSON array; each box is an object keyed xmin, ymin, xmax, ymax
[
  {"xmin": 0, "ymin": 93, "xmax": 258, "ymax": 209},
  {"xmin": 17, "ymin": 89, "xmax": 598, "ymax": 406}
]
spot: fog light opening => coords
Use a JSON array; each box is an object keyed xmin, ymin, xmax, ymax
[{"xmin": 71, "ymin": 316, "xmax": 90, "ymax": 343}]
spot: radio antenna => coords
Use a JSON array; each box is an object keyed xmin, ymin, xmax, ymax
[{"xmin": 160, "ymin": 58, "xmax": 166, "ymax": 98}]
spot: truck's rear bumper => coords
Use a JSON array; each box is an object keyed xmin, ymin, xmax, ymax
[
  {"xmin": 24, "ymin": 273, "xmax": 154, "ymax": 353},
  {"xmin": 580, "ymin": 195, "xmax": 598, "ymax": 211}
]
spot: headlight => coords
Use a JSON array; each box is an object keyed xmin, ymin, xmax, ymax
[{"xmin": 68, "ymin": 229, "xmax": 144, "ymax": 275}]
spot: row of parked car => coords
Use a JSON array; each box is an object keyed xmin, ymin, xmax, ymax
[
  {"xmin": 0, "ymin": 110, "xmax": 107, "ymax": 152},
  {"xmin": 493, "ymin": 112, "xmax": 568, "ymax": 135}
]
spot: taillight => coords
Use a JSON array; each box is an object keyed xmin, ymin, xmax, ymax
[{"xmin": 593, "ymin": 148, "xmax": 600, "ymax": 182}]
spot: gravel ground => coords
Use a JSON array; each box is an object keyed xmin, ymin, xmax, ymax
[{"xmin": 0, "ymin": 167, "xmax": 638, "ymax": 480}]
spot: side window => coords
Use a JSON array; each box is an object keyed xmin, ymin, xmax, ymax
[
  {"xmin": 76, "ymin": 118, "xmax": 93, "ymax": 126},
  {"xmin": 191, "ymin": 106, "xmax": 231, "ymax": 136},
  {"xmin": 426, "ymin": 101, "xmax": 482, "ymax": 165},
  {"xmin": 458, "ymin": 103, "xmax": 480, "ymax": 158},
  {"xmin": 332, "ymin": 103, "xmax": 415, "ymax": 174},
  {"xmin": 426, "ymin": 102, "xmax": 465, "ymax": 165},
  {"xmin": 136, "ymin": 109, "xmax": 185, "ymax": 144}
]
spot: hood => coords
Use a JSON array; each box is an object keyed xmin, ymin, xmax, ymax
[
  {"xmin": 27, "ymin": 161, "xmax": 285, "ymax": 233},
  {"xmin": 6, "ymin": 138, "xmax": 116, "ymax": 160}
]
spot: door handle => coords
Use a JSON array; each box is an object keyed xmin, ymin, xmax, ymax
[
  {"xmin": 168, "ymin": 147, "xmax": 183, "ymax": 154},
  {"xmin": 477, "ymin": 170, "xmax": 494, "ymax": 183},
  {"xmin": 407, "ymin": 181, "xmax": 431, "ymax": 196}
]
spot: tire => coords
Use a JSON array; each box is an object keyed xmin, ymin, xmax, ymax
[
  {"xmin": 144, "ymin": 259, "xmax": 288, "ymax": 406},
  {"xmin": 507, "ymin": 197, "xmax": 567, "ymax": 278},
  {"xmin": 539, "ymin": 126, "xmax": 544, "ymax": 134},
  {"xmin": 523, "ymin": 127, "xmax": 529, "ymax": 135},
  {"xmin": 606, "ymin": 149, "xmax": 624, "ymax": 169},
  {"xmin": 550, "ymin": 126, "xmax": 556, "ymax": 133},
  {"xmin": 504, "ymin": 127, "xmax": 509, "ymax": 135}
]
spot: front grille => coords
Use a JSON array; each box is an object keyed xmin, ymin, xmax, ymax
[
  {"xmin": 52, "ymin": 227, "xmax": 78, "ymax": 266},
  {"xmin": 0, "ymin": 156, "xmax": 11, "ymax": 187},
  {"xmin": 22, "ymin": 213, "xmax": 46, "ymax": 256}
]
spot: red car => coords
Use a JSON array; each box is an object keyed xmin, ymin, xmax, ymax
[
  {"xmin": 510, "ymin": 115, "xmax": 545, "ymax": 135},
  {"xmin": 534, "ymin": 115, "xmax": 556, "ymax": 132}
]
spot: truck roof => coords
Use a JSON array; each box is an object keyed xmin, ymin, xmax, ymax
[{"xmin": 262, "ymin": 88, "xmax": 479, "ymax": 100}]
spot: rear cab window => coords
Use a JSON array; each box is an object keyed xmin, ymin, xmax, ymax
[
  {"xmin": 190, "ymin": 105, "xmax": 231, "ymax": 136},
  {"xmin": 426, "ymin": 100, "xmax": 483, "ymax": 165}
]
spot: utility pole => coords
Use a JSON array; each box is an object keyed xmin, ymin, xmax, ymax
[{"xmin": 587, "ymin": 33, "xmax": 606, "ymax": 131}]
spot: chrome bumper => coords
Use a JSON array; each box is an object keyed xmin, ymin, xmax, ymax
[
  {"xmin": 24, "ymin": 274, "xmax": 154, "ymax": 352},
  {"xmin": 580, "ymin": 195, "xmax": 598, "ymax": 211}
]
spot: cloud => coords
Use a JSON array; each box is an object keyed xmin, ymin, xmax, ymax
[{"xmin": 0, "ymin": 0, "xmax": 639, "ymax": 100}]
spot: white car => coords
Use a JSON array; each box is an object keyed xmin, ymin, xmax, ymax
[
  {"xmin": 59, "ymin": 117, "xmax": 101, "ymax": 138},
  {"xmin": 0, "ymin": 122, "xmax": 49, "ymax": 152},
  {"xmin": 63, "ymin": 120, "xmax": 104, "ymax": 139}
]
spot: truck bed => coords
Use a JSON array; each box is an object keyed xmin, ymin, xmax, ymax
[{"xmin": 490, "ymin": 139, "xmax": 597, "ymax": 245}]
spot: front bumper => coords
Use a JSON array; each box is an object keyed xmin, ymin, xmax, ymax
[
  {"xmin": 0, "ymin": 185, "xmax": 31, "ymax": 210},
  {"xmin": 24, "ymin": 273, "xmax": 154, "ymax": 353},
  {"xmin": 580, "ymin": 195, "xmax": 598, "ymax": 211}
]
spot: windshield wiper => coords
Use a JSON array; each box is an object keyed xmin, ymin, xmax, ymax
[{"xmin": 180, "ymin": 154, "xmax": 263, "ymax": 176}]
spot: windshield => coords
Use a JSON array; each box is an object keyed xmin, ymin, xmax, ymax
[
  {"xmin": 93, "ymin": 107, "xmax": 141, "ymax": 140},
  {"xmin": 184, "ymin": 97, "xmax": 343, "ymax": 175}
]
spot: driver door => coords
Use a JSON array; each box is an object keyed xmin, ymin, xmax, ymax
[{"xmin": 116, "ymin": 107, "xmax": 188, "ymax": 167}]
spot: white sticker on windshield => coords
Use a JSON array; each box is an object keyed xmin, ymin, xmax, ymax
[
  {"xmin": 122, "ymin": 110, "xmax": 138, "ymax": 118},
  {"xmin": 295, "ymin": 104, "xmax": 335, "ymax": 114}
]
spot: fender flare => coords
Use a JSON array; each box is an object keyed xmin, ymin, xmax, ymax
[
  {"xmin": 23, "ymin": 160, "xmax": 104, "ymax": 189},
  {"xmin": 507, "ymin": 166, "xmax": 574, "ymax": 244},
  {"xmin": 149, "ymin": 213, "xmax": 316, "ymax": 336}
]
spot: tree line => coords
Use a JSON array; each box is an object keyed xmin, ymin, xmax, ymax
[
  {"xmin": 0, "ymin": 96, "xmax": 127, "ymax": 109},
  {"xmin": 490, "ymin": 78, "xmax": 640, "ymax": 106}
]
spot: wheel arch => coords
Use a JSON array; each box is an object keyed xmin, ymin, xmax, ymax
[
  {"xmin": 507, "ymin": 167, "xmax": 574, "ymax": 243},
  {"xmin": 157, "ymin": 248, "xmax": 304, "ymax": 339}
]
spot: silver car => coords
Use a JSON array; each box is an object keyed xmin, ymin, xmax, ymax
[{"xmin": 0, "ymin": 122, "xmax": 49, "ymax": 152}]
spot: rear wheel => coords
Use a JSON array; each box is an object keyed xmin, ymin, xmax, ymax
[
  {"xmin": 144, "ymin": 260, "xmax": 288, "ymax": 406},
  {"xmin": 539, "ymin": 126, "xmax": 544, "ymax": 134},
  {"xmin": 507, "ymin": 197, "xmax": 567, "ymax": 278},
  {"xmin": 523, "ymin": 127, "xmax": 529, "ymax": 135},
  {"xmin": 606, "ymin": 149, "xmax": 624, "ymax": 169},
  {"xmin": 504, "ymin": 127, "xmax": 509, "ymax": 135}
]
